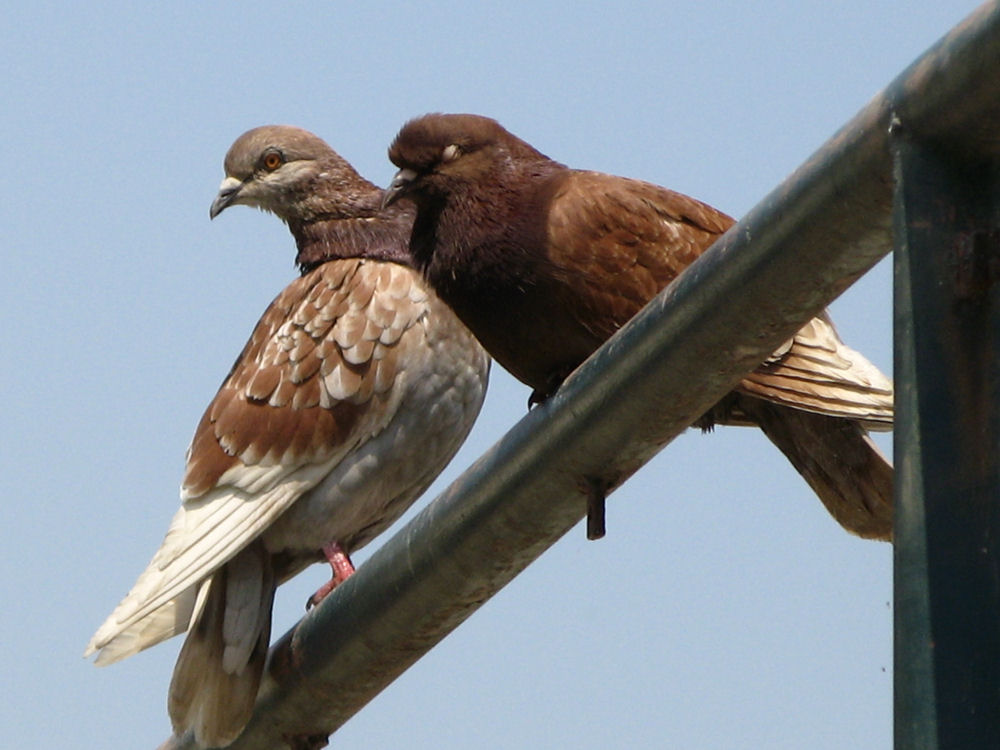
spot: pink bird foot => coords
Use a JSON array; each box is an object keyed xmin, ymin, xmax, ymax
[{"xmin": 306, "ymin": 542, "xmax": 355, "ymax": 609}]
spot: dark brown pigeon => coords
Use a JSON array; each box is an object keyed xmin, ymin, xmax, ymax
[
  {"xmin": 85, "ymin": 125, "xmax": 489, "ymax": 747},
  {"xmin": 385, "ymin": 113, "xmax": 893, "ymax": 541}
]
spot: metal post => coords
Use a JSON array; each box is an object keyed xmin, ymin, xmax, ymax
[{"xmin": 893, "ymin": 129, "xmax": 1000, "ymax": 747}]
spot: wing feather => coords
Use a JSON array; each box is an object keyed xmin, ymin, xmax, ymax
[
  {"xmin": 546, "ymin": 170, "xmax": 730, "ymax": 341},
  {"xmin": 86, "ymin": 259, "xmax": 429, "ymax": 662},
  {"xmin": 738, "ymin": 313, "xmax": 894, "ymax": 428},
  {"xmin": 547, "ymin": 172, "xmax": 893, "ymax": 423}
]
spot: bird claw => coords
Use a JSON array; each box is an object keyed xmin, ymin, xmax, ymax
[
  {"xmin": 527, "ymin": 370, "xmax": 571, "ymax": 409},
  {"xmin": 305, "ymin": 542, "xmax": 355, "ymax": 610},
  {"xmin": 305, "ymin": 582, "xmax": 336, "ymax": 611}
]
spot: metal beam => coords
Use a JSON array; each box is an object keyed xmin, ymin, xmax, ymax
[
  {"xmin": 162, "ymin": 3, "xmax": 1000, "ymax": 747},
  {"xmin": 893, "ymin": 127, "xmax": 1000, "ymax": 747}
]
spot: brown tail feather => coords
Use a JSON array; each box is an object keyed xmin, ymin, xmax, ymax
[
  {"xmin": 737, "ymin": 396, "xmax": 893, "ymax": 541},
  {"xmin": 168, "ymin": 541, "xmax": 275, "ymax": 747}
]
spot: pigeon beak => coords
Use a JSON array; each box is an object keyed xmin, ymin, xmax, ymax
[
  {"xmin": 209, "ymin": 176, "xmax": 245, "ymax": 219},
  {"xmin": 382, "ymin": 168, "xmax": 417, "ymax": 209}
]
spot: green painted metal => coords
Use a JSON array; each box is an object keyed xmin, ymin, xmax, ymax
[{"xmin": 893, "ymin": 133, "xmax": 1000, "ymax": 748}]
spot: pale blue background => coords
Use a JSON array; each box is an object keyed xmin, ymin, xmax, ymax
[{"xmin": 1, "ymin": 2, "xmax": 977, "ymax": 748}]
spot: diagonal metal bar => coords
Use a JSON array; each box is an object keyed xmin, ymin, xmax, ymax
[{"xmin": 162, "ymin": 3, "xmax": 1000, "ymax": 747}]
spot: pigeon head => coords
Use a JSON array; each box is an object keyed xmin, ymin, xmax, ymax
[
  {"xmin": 383, "ymin": 113, "xmax": 552, "ymax": 210},
  {"xmin": 210, "ymin": 125, "xmax": 367, "ymax": 223}
]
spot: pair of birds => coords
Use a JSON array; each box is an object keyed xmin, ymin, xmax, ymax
[{"xmin": 86, "ymin": 115, "xmax": 893, "ymax": 747}]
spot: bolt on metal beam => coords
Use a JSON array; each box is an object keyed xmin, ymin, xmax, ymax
[{"xmin": 161, "ymin": 2, "xmax": 1000, "ymax": 748}]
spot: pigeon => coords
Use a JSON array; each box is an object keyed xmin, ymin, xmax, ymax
[
  {"xmin": 384, "ymin": 113, "xmax": 893, "ymax": 540},
  {"xmin": 86, "ymin": 125, "xmax": 489, "ymax": 747}
]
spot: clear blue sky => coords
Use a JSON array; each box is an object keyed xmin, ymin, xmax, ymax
[{"xmin": 0, "ymin": 2, "xmax": 977, "ymax": 748}]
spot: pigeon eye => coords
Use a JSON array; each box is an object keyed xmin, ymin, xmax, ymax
[
  {"xmin": 262, "ymin": 151, "xmax": 283, "ymax": 171},
  {"xmin": 441, "ymin": 144, "xmax": 461, "ymax": 163}
]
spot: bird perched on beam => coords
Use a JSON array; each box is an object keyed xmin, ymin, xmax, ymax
[
  {"xmin": 85, "ymin": 125, "xmax": 489, "ymax": 747},
  {"xmin": 384, "ymin": 112, "xmax": 893, "ymax": 541}
]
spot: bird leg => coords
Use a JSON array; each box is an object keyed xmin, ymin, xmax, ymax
[
  {"xmin": 527, "ymin": 388, "xmax": 548, "ymax": 409},
  {"xmin": 585, "ymin": 476, "xmax": 608, "ymax": 540},
  {"xmin": 305, "ymin": 542, "xmax": 355, "ymax": 610},
  {"xmin": 527, "ymin": 370, "xmax": 571, "ymax": 409}
]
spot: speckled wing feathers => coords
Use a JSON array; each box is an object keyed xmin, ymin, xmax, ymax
[{"xmin": 85, "ymin": 259, "xmax": 440, "ymax": 664}]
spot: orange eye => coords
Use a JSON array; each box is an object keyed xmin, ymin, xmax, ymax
[{"xmin": 262, "ymin": 152, "xmax": 282, "ymax": 171}]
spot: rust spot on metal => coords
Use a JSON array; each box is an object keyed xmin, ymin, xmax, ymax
[{"xmin": 954, "ymin": 228, "xmax": 1000, "ymax": 301}]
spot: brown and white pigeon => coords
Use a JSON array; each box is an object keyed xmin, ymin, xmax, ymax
[{"xmin": 85, "ymin": 125, "xmax": 489, "ymax": 747}]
